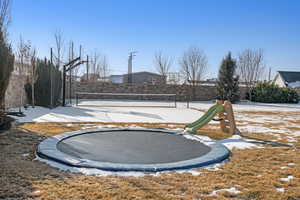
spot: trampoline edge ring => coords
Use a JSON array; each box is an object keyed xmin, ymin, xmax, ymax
[{"xmin": 37, "ymin": 128, "xmax": 230, "ymax": 172}]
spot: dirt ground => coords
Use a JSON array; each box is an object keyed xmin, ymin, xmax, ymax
[{"xmin": 1, "ymin": 110, "xmax": 300, "ymax": 200}]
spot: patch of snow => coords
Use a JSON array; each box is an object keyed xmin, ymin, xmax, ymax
[
  {"xmin": 239, "ymin": 126, "xmax": 287, "ymax": 135},
  {"xmin": 218, "ymin": 135, "xmax": 259, "ymax": 150},
  {"xmin": 182, "ymin": 134, "xmax": 214, "ymax": 145},
  {"xmin": 32, "ymin": 190, "xmax": 41, "ymax": 194},
  {"xmin": 183, "ymin": 133, "xmax": 259, "ymax": 150},
  {"xmin": 287, "ymin": 163, "xmax": 295, "ymax": 166},
  {"xmin": 276, "ymin": 188, "xmax": 285, "ymax": 193},
  {"xmin": 280, "ymin": 166, "xmax": 288, "ymax": 169},
  {"xmin": 36, "ymin": 157, "xmax": 146, "ymax": 177},
  {"xmin": 176, "ymin": 170, "xmax": 203, "ymax": 176},
  {"xmin": 288, "ymin": 81, "xmax": 300, "ymax": 88},
  {"xmin": 280, "ymin": 175, "xmax": 294, "ymax": 182},
  {"xmin": 36, "ymin": 156, "xmax": 215, "ymax": 177},
  {"xmin": 287, "ymin": 137, "xmax": 297, "ymax": 142},
  {"xmin": 205, "ymin": 162, "xmax": 227, "ymax": 171},
  {"xmin": 190, "ymin": 101, "xmax": 300, "ymax": 112},
  {"xmin": 292, "ymin": 131, "xmax": 300, "ymax": 136},
  {"xmin": 209, "ymin": 187, "xmax": 241, "ymax": 196}
]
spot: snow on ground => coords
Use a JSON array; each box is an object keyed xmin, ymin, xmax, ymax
[
  {"xmin": 11, "ymin": 100, "xmax": 300, "ymax": 123},
  {"xmin": 280, "ymin": 175, "xmax": 294, "ymax": 182},
  {"xmin": 288, "ymin": 81, "xmax": 300, "ymax": 88},
  {"xmin": 183, "ymin": 134, "xmax": 259, "ymax": 150},
  {"xmin": 11, "ymin": 100, "xmax": 300, "ymax": 143},
  {"xmin": 276, "ymin": 188, "xmax": 285, "ymax": 193},
  {"xmin": 12, "ymin": 104, "xmax": 202, "ymax": 123},
  {"xmin": 189, "ymin": 100, "xmax": 300, "ymax": 112},
  {"xmin": 209, "ymin": 187, "xmax": 241, "ymax": 196}
]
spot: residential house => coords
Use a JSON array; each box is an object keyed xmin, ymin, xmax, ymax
[
  {"xmin": 123, "ymin": 71, "xmax": 166, "ymax": 84},
  {"xmin": 109, "ymin": 75, "xmax": 124, "ymax": 83},
  {"xmin": 273, "ymin": 71, "xmax": 300, "ymax": 88},
  {"xmin": 109, "ymin": 71, "xmax": 166, "ymax": 84},
  {"xmin": 80, "ymin": 73, "xmax": 100, "ymax": 82}
]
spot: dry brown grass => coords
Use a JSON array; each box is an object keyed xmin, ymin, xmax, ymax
[
  {"xmin": 29, "ymin": 147, "xmax": 300, "ymax": 200},
  {"xmin": 20, "ymin": 122, "xmax": 186, "ymax": 137},
  {"xmin": 20, "ymin": 122, "xmax": 231, "ymax": 140}
]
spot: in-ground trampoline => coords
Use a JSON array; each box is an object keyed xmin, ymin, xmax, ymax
[{"xmin": 37, "ymin": 128, "xmax": 230, "ymax": 172}]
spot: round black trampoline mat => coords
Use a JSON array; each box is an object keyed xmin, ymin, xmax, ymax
[
  {"xmin": 37, "ymin": 128, "xmax": 230, "ymax": 172},
  {"xmin": 57, "ymin": 130, "xmax": 211, "ymax": 164}
]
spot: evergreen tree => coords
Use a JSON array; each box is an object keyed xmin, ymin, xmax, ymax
[
  {"xmin": 0, "ymin": 27, "xmax": 14, "ymax": 111},
  {"xmin": 25, "ymin": 59, "xmax": 62, "ymax": 108},
  {"xmin": 216, "ymin": 52, "xmax": 240, "ymax": 103}
]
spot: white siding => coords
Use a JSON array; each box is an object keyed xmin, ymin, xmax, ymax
[
  {"xmin": 274, "ymin": 74, "xmax": 286, "ymax": 87},
  {"xmin": 110, "ymin": 76, "xmax": 123, "ymax": 83}
]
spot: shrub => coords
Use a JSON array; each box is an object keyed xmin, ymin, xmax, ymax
[
  {"xmin": 248, "ymin": 81, "xmax": 299, "ymax": 103},
  {"xmin": 25, "ymin": 59, "xmax": 62, "ymax": 108}
]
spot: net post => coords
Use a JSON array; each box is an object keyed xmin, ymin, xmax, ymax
[
  {"xmin": 186, "ymin": 96, "xmax": 189, "ymax": 108},
  {"xmin": 62, "ymin": 66, "xmax": 66, "ymax": 106},
  {"xmin": 76, "ymin": 93, "xmax": 78, "ymax": 106}
]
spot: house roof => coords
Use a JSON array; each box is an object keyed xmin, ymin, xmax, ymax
[
  {"xmin": 278, "ymin": 71, "xmax": 300, "ymax": 83},
  {"xmin": 110, "ymin": 71, "xmax": 163, "ymax": 78},
  {"xmin": 123, "ymin": 71, "xmax": 163, "ymax": 77},
  {"xmin": 110, "ymin": 75, "xmax": 123, "ymax": 78}
]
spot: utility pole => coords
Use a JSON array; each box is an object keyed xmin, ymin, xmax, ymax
[
  {"xmin": 128, "ymin": 51, "xmax": 137, "ymax": 84},
  {"xmin": 268, "ymin": 67, "xmax": 272, "ymax": 81},
  {"xmin": 86, "ymin": 55, "xmax": 89, "ymax": 81}
]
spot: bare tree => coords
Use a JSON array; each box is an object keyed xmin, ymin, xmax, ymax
[
  {"xmin": 180, "ymin": 46, "xmax": 208, "ymax": 83},
  {"xmin": 167, "ymin": 72, "xmax": 182, "ymax": 85},
  {"xmin": 54, "ymin": 30, "xmax": 64, "ymax": 69},
  {"xmin": 154, "ymin": 51, "xmax": 172, "ymax": 78},
  {"xmin": 237, "ymin": 49, "xmax": 265, "ymax": 100},
  {"xmin": 16, "ymin": 36, "xmax": 31, "ymax": 110},
  {"xmin": 99, "ymin": 55, "xmax": 110, "ymax": 81},
  {"xmin": 179, "ymin": 46, "xmax": 208, "ymax": 99},
  {"xmin": 0, "ymin": 0, "xmax": 11, "ymax": 40},
  {"xmin": 89, "ymin": 51, "xmax": 110, "ymax": 82},
  {"xmin": 17, "ymin": 37, "xmax": 32, "ymax": 73},
  {"xmin": 89, "ymin": 51, "xmax": 100, "ymax": 82}
]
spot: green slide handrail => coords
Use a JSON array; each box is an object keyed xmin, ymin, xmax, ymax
[{"xmin": 186, "ymin": 104, "xmax": 224, "ymax": 133}]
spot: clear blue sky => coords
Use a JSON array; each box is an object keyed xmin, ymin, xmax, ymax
[{"xmin": 9, "ymin": 0, "xmax": 300, "ymax": 78}]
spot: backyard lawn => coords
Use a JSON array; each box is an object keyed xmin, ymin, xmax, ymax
[{"xmin": 1, "ymin": 102, "xmax": 300, "ymax": 200}]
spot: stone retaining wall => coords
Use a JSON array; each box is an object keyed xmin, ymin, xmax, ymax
[{"xmin": 69, "ymin": 82, "xmax": 247, "ymax": 101}]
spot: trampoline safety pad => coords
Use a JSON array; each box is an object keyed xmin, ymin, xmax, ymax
[{"xmin": 37, "ymin": 128, "xmax": 230, "ymax": 172}]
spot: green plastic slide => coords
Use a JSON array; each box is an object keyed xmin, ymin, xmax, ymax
[{"xmin": 185, "ymin": 104, "xmax": 224, "ymax": 133}]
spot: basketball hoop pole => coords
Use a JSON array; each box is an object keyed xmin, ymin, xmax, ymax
[{"xmin": 62, "ymin": 54, "xmax": 88, "ymax": 107}]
